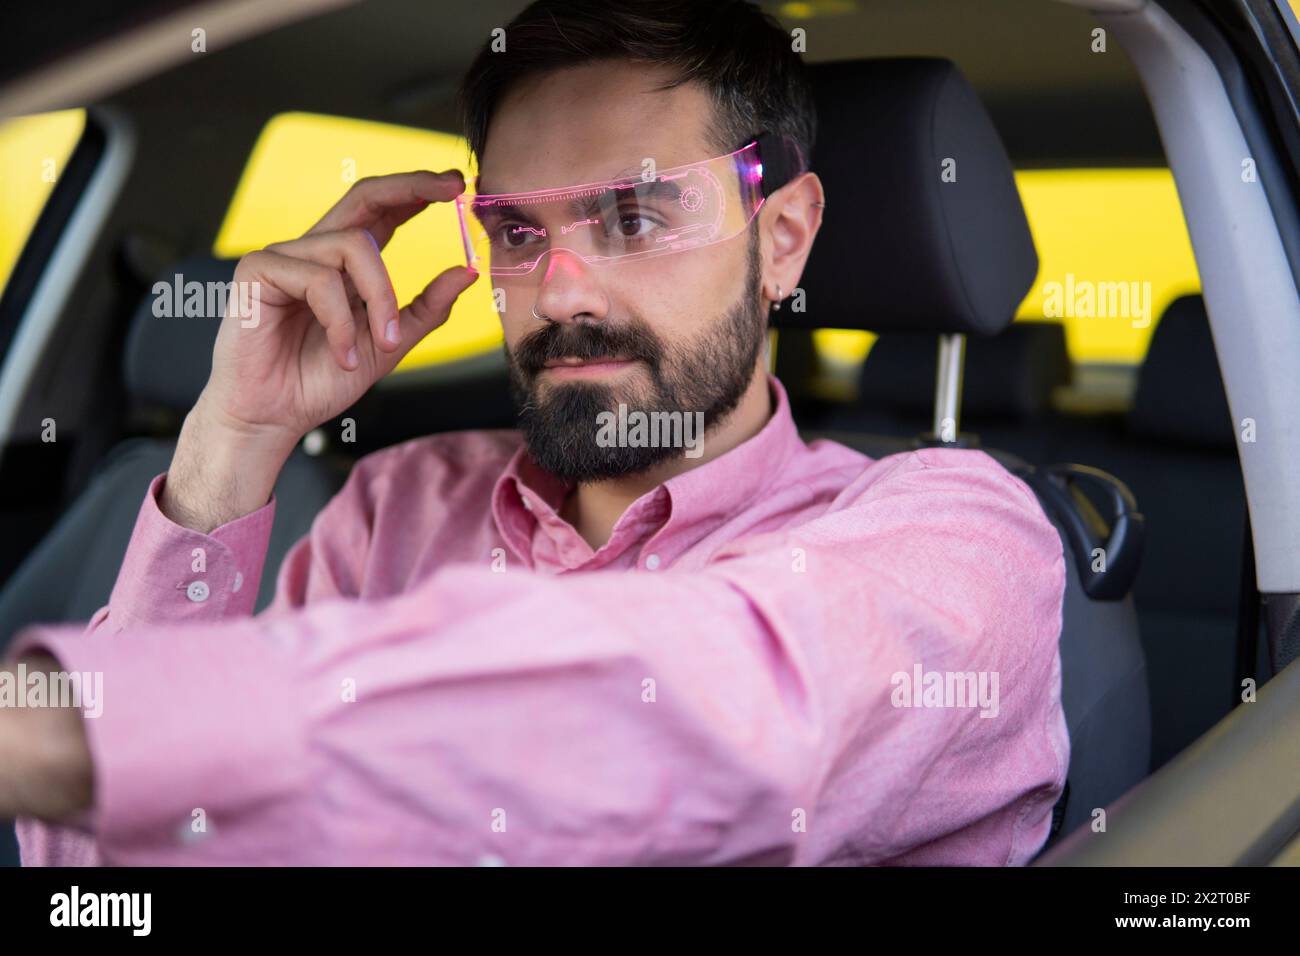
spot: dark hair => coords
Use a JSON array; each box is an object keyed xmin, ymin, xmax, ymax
[{"xmin": 456, "ymin": 0, "xmax": 816, "ymax": 170}]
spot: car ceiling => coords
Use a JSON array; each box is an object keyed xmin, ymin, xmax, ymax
[{"xmin": 10, "ymin": 0, "xmax": 1163, "ymax": 165}]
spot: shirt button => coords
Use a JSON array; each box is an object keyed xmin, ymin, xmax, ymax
[
  {"xmin": 645, "ymin": 553, "xmax": 661, "ymax": 570},
  {"xmin": 232, "ymin": 571, "xmax": 244, "ymax": 593},
  {"xmin": 186, "ymin": 581, "xmax": 210, "ymax": 603}
]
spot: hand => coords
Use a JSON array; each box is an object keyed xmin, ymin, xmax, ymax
[
  {"xmin": 160, "ymin": 171, "xmax": 479, "ymax": 532},
  {"xmin": 199, "ymin": 169, "xmax": 479, "ymax": 450},
  {"xmin": 0, "ymin": 655, "xmax": 93, "ymax": 822}
]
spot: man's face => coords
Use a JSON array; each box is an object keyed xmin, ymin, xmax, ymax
[{"xmin": 477, "ymin": 60, "xmax": 767, "ymax": 483}]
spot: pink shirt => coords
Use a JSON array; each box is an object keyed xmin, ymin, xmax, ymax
[{"xmin": 10, "ymin": 375, "xmax": 1068, "ymax": 866}]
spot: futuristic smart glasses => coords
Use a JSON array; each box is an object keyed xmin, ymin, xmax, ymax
[{"xmin": 455, "ymin": 131, "xmax": 804, "ymax": 277}]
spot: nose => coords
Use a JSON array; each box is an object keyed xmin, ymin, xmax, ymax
[{"xmin": 531, "ymin": 248, "xmax": 610, "ymax": 326}]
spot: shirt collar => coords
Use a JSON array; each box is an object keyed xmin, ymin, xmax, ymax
[
  {"xmin": 491, "ymin": 373, "xmax": 804, "ymax": 564},
  {"xmin": 656, "ymin": 373, "xmax": 802, "ymax": 527}
]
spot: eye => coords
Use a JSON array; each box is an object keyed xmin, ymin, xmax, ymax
[
  {"xmin": 613, "ymin": 211, "xmax": 658, "ymax": 238},
  {"xmin": 497, "ymin": 223, "xmax": 544, "ymax": 248}
]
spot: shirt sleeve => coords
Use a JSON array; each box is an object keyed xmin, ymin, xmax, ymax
[
  {"xmin": 11, "ymin": 455, "xmax": 387, "ymax": 865},
  {"xmin": 12, "ymin": 470, "xmax": 278, "ymax": 864},
  {"xmin": 85, "ymin": 472, "xmax": 280, "ymax": 634},
  {"xmin": 7, "ymin": 448, "xmax": 1068, "ymax": 866}
]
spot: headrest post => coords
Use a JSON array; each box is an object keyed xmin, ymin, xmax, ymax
[{"xmin": 933, "ymin": 333, "xmax": 966, "ymax": 442}]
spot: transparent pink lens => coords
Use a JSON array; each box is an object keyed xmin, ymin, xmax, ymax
[{"xmin": 456, "ymin": 141, "xmax": 765, "ymax": 276}]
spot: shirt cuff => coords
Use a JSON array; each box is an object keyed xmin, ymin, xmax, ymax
[
  {"xmin": 104, "ymin": 472, "xmax": 277, "ymax": 632},
  {"xmin": 8, "ymin": 619, "xmax": 307, "ymax": 861}
]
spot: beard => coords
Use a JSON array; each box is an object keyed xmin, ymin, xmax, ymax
[{"xmin": 505, "ymin": 232, "xmax": 766, "ymax": 484}]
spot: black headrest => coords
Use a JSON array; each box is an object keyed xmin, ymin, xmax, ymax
[
  {"xmin": 125, "ymin": 256, "xmax": 236, "ymax": 411},
  {"xmin": 858, "ymin": 322, "xmax": 1071, "ymax": 420},
  {"xmin": 785, "ymin": 58, "xmax": 1037, "ymax": 336},
  {"xmin": 1128, "ymin": 295, "xmax": 1234, "ymax": 449}
]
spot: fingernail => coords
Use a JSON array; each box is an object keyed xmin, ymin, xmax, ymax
[
  {"xmin": 385, "ymin": 319, "xmax": 400, "ymax": 344},
  {"xmin": 346, "ymin": 347, "xmax": 359, "ymax": 368}
]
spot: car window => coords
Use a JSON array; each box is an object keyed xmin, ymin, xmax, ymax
[
  {"xmin": 0, "ymin": 109, "xmax": 86, "ymax": 297},
  {"xmin": 213, "ymin": 112, "xmax": 501, "ymax": 375},
  {"xmin": 812, "ymin": 166, "xmax": 1201, "ymax": 376}
]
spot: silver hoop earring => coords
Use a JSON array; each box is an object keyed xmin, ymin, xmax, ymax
[{"xmin": 773, "ymin": 284, "xmax": 783, "ymax": 311}]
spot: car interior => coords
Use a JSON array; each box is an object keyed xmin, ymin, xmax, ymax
[{"xmin": 1, "ymin": 0, "xmax": 1298, "ymax": 867}]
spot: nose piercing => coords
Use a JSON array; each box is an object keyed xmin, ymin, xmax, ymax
[{"xmin": 531, "ymin": 303, "xmax": 548, "ymax": 321}]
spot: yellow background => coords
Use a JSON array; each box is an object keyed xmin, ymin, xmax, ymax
[{"xmin": 0, "ymin": 109, "xmax": 86, "ymax": 291}]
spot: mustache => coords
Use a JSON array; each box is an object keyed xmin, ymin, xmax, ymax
[{"xmin": 512, "ymin": 319, "xmax": 664, "ymax": 376}]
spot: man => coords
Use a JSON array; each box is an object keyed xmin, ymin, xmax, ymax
[{"xmin": 0, "ymin": 0, "xmax": 1067, "ymax": 865}]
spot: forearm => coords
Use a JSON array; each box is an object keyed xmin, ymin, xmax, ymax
[
  {"xmin": 0, "ymin": 655, "xmax": 93, "ymax": 823},
  {"xmin": 5, "ymin": 565, "xmax": 819, "ymax": 865},
  {"xmin": 161, "ymin": 395, "xmax": 298, "ymax": 534},
  {"xmin": 4, "ymin": 544, "xmax": 1063, "ymax": 865}
]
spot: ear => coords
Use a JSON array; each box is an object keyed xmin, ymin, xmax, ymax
[{"xmin": 758, "ymin": 171, "xmax": 825, "ymax": 307}]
